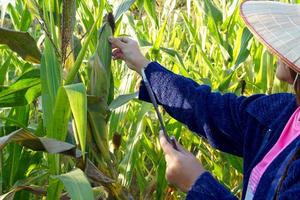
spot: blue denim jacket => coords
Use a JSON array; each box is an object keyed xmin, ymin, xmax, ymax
[{"xmin": 139, "ymin": 62, "xmax": 300, "ymax": 200}]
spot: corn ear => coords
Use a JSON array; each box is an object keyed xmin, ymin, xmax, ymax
[
  {"xmin": 87, "ymin": 13, "xmax": 114, "ymax": 163},
  {"xmin": 86, "ymin": 13, "xmax": 133, "ymax": 199},
  {"xmin": 89, "ymin": 55, "xmax": 109, "ymax": 100},
  {"xmin": 87, "ymin": 96, "xmax": 110, "ymax": 162},
  {"xmin": 96, "ymin": 13, "xmax": 115, "ymax": 76}
]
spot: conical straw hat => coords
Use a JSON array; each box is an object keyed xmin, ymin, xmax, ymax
[{"xmin": 240, "ymin": 1, "xmax": 300, "ymax": 73}]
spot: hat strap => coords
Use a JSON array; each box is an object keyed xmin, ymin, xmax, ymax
[{"xmin": 293, "ymin": 73, "xmax": 300, "ymax": 88}]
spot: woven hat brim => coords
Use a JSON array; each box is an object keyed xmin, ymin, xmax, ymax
[{"xmin": 240, "ymin": 1, "xmax": 300, "ymax": 73}]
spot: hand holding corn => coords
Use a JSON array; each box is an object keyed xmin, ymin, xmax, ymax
[{"xmin": 109, "ymin": 37, "xmax": 150, "ymax": 75}]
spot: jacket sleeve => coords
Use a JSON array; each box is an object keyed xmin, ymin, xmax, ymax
[
  {"xmin": 139, "ymin": 62, "xmax": 252, "ymax": 156},
  {"xmin": 186, "ymin": 172, "xmax": 238, "ymax": 200},
  {"xmin": 277, "ymin": 159, "xmax": 300, "ymax": 200}
]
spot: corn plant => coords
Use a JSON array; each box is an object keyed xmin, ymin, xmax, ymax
[
  {"xmin": 0, "ymin": 0, "xmax": 298, "ymax": 200},
  {"xmin": 0, "ymin": 0, "xmax": 135, "ymax": 199}
]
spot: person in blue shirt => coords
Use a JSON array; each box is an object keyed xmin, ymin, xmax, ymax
[{"xmin": 109, "ymin": 1, "xmax": 300, "ymax": 199}]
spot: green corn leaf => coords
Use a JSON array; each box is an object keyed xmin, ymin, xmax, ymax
[
  {"xmin": 47, "ymin": 179, "xmax": 64, "ymax": 200},
  {"xmin": 2, "ymin": 106, "xmax": 29, "ymax": 191},
  {"xmin": 108, "ymin": 92, "xmax": 138, "ymax": 110},
  {"xmin": 218, "ymin": 73, "xmax": 234, "ymax": 92},
  {"xmin": 153, "ymin": 18, "xmax": 167, "ymax": 52},
  {"xmin": 41, "ymin": 38, "xmax": 62, "ymax": 128},
  {"xmin": 0, "ymin": 117, "xmax": 27, "ymax": 129},
  {"xmin": 64, "ymin": 83, "xmax": 87, "ymax": 159},
  {"xmin": 87, "ymin": 97, "xmax": 110, "ymax": 161},
  {"xmin": 7, "ymin": 3, "xmax": 20, "ymax": 30},
  {"xmin": 255, "ymin": 50, "xmax": 268, "ymax": 91},
  {"xmin": 89, "ymin": 55, "xmax": 109, "ymax": 99},
  {"xmin": 203, "ymin": 0, "xmax": 223, "ymax": 44},
  {"xmin": 97, "ymin": 20, "xmax": 113, "ymax": 77},
  {"xmin": 203, "ymin": 0, "xmax": 222, "ymax": 24},
  {"xmin": 52, "ymin": 169, "xmax": 94, "ymax": 200},
  {"xmin": 156, "ymin": 157, "xmax": 167, "ymax": 200},
  {"xmin": 48, "ymin": 83, "xmax": 87, "ymax": 158},
  {"xmin": 114, "ymin": 0, "xmax": 136, "ymax": 22},
  {"xmin": 0, "ymin": 28, "xmax": 41, "ymax": 63},
  {"xmin": 224, "ymin": 154, "xmax": 243, "ymax": 174},
  {"xmin": 0, "ymin": 55, "xmax": 11, "ymax": 85},
  {"xmin": 232, "ymin": 27, "xmax": 252, "ymax": 71},
  {"xmin": 0, "ymin": 69, "xmax": 41, "ymax": 107},
  {"xmin": 219, "ymin": 44, "xmax": 231, "ymax": 62},
  {"xmin": 19, "ymin": 7, "xmax": 32, "ymax": 32},
  {"xmin": 47, "ymin": 87, "xmax": 72, "ymax": 141},
  {"xmin": 119, "ymin": 102, "xmax": 151, "ymax": 187},
  {"xmin": 144, "ymin": 0, "xmax": 158, "ymax": 27},
  {"xmin": 0, "ymin": 169, "xmax": 47, "ymax": 199},
  {"xmin": 181, "ymin": 13, "xmax": 219, "ymax": 80},
  {"xmin": 65, "ymin": 12, "xmax": 102, "ymax": 85}
]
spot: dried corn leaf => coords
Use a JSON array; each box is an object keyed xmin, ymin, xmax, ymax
[
  {"xmin": 0, "ymin": 129, "xmax": 82, "ymax": 158},
  {"xmin": 84, "ymin": 159, "xmax": 115, "ymax": 184},
  {"xmin": 0, "ymin": 185, "xmax": 46, "ymax": 200}
]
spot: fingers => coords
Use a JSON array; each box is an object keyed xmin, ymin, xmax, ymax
[
  {"xmin": 112, "ymin": 54, "xmax": 124, "ymax": 60},
  {"xmin": 159, "ymin": 131, "xmax": 178, "ymax": 157},
  {"xmin": 109, "ymin": 37, "xmax": 126, "ymax": 49},
  {"xmin": 170, "ymin": 136, "xmax": 186, "ymax": 153},
  {"xmin": 119, "ymin": 36, "xmax": 130, "ymax": 43},
  {"xmin": 112, "ymin": 48, "xmax": 121, "ymax": 55},
  {"xmin": 112, "ymin": 54, "xmax": 123, "ymax": 60}
]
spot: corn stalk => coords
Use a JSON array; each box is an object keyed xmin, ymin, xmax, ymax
[{"xmin": 61, "ymin": 0, "xmax": 76, "ymax": 70}]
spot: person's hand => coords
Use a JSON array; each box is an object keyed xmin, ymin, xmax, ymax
[
  {"xmin": 108, "ymin": 36, "xmax": 150, "ymax": 75},
  {"xmin": 159, "ymin": 131, "xmax": 206, "ymax": 192}
]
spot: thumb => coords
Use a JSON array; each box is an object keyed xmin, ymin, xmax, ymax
[
  {"xmin": 159, "ymin": 131, "xmax": 178, "ymax": 157},
  {"xmin": 171, "ymin": 137, "xmax": 188, "ymax": 154},
  {"xmin": 108, "ymin": 37, "xmax": 125, "ymax": 49}
]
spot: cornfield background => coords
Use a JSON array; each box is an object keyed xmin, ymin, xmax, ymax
[{"xmin": 0, "ymin": 0, "xmax": 298, "ymax": 199}]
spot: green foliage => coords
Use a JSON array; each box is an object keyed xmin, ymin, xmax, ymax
[
  {"xmin": 52, "ymin": 169, "xmax": 94, "ymax": 200},
  {"xmin": 0, "ymin": 0, "xmax": 294, "ymax": 199}
]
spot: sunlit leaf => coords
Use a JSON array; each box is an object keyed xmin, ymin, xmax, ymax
[
  {"xmin": 144, "ymin": 0, "xmax": 158, "ymax": 27},
  {"xmin": 108, "ymin": 92, "xmax": 138, "ymax": 110},
  {"xmin": 0, "ymin": 69, "xmax": 40, "ymax": 107},
  {"xmin": 114, "ymin": 0, "xmax": 135, "ymax": 22},
  {"xmin": 0, "ymin": 54, "xmax": 11, "ymax": 85},
  {"xmin": 0, "ymin": 28, "xmax": 41, "ymax": 63},
  {"xmin": 40, "ymin": 38, "xmax": 61, "ymax": 127},
  {"xmin": 64, "ymin": 83, "xmax": 87, "ymax": 159},
  {"xmin": 53, "ymin": 168, "xmax": 94, "ymax": 200},
  {"xmin": 232, "ymin": 27, "xmax": 252, "ymax": 70}
]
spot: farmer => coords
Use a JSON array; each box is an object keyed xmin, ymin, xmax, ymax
[{"xmin": 109, "ymin": 1, "xmax": 300, "ymax": 199}]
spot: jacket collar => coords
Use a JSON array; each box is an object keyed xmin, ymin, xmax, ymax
[{"xmin": 246, "ymin": 93, "xmax": 297, "ymax": 129}]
